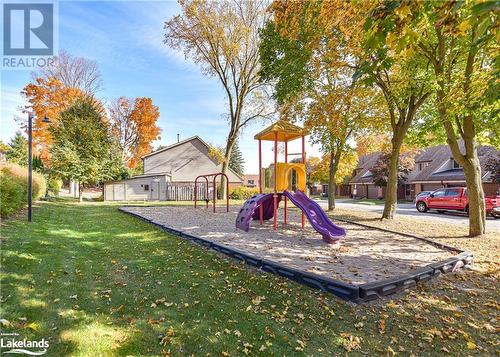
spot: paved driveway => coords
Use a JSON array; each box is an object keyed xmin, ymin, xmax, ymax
[{"xmin": 315, "ymin": 199, "xmax": 500, "ymax": 232}]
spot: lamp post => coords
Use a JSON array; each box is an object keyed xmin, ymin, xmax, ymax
[{"xmin": 28, "ymin": 113, "xmax": 51, "ymax": 222}]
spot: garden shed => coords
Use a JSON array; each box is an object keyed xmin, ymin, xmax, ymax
[{"xmin": 104, "ymin": 173, "xmax": 171, "ymax": 201}]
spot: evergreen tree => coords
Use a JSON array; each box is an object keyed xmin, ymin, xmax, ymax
[
  {"xmin": 229, "ymin": 142, "xmax": 244, "ymax": 176},
  {"xmin": 6, "ymin": 132, "xmax": 28, "ymax": 166},
  {"xmin": 50, "ymin": 97, "xmax": 125, "ymax": 201}
]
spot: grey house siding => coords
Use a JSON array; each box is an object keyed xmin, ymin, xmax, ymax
[
  {"xmin": 143, "ymin": 137, "xmax": 242, "ymax": 182},
  {"xmin": 104, "ymin": 136, "xmax": 243, "ymax": 201}
]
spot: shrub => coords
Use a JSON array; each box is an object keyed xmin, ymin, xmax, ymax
[
  {"xmin": 229, "ymin": 186, "xmax": 260, "ymax": 200},
  {"xmin": 48, "ymin": 176, "xmax": 63, "ymax": 196},
  {"xmin": 0, "ymin": 162, "xmax": 46, "ymax": 217}
]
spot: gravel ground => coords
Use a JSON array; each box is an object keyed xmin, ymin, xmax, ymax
[{"xmin": 121, "ymin": 205, "xmax": 457, "ymax": 285}]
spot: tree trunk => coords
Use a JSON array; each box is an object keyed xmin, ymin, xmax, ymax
[
  {"xmin": 436, "ymin": 88, "xmax": 486, "ymax": 236},
  {"xmin": 327, "ymin": 150, "xmax": 340, "ymax": 211},
  {"xmin": 462, "ymin": 159, "xmax": 486, "ymax": 236},
  {"xmin": 328, "ymin": 169, "xmax": 336, "ymax": 211},
  {"xmin": 78, "ymin": 184, "xmax": 83, "ymax": 203},
  {"xmin": 434, "ymin": 42, "xmax": 485, "ymax": 236},
  {"xmin": 382, "ymin": 139, "xmax": 402, "ymax": 219},
  {"xmin": 221, "ymin": 136, "xmax": 237, "ymax": 200}
]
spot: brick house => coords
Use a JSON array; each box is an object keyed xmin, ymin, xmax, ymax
[
  {"xmin": 243, "ymin": 174, "xmax": 259, "ymax": 188},
  {"xmin": 349, "ymin": 144, "xmax": 499, "ymax": 200}
]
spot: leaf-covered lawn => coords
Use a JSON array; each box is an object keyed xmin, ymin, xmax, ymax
[{"xmin": 1, "ymin": 202, "xmax": 498, "ymax": 356}]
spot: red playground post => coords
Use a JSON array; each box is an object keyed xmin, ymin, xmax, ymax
[
  {"xmin": 253, "ymin": 120, "xmax": 308, "ymax": 230},
  {"xmin": 258, "ymin": 139, "xmax": 263, "ymax": 224},
  {"xmin": 194, "ymin": 173, "xmax": 229, "ymax": 213},
  {"xmin": 194, "ymin": 175, "xmax": 209, "ymax": 208}
]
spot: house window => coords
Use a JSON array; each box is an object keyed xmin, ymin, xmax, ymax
[
  {"xmin": 452, "ymin": 159, "xmax": 460, "ymax": 169},
  {"xmin": 248, "ymin": 180, "xmax": 254, "ymax": 185},
  {"xmin": 417, "ymin": 162, "xmax": 430, "ymax": 171},
  {"xmin": 144, "ymin": 184, "xmax": 149, "ymax": 191}
]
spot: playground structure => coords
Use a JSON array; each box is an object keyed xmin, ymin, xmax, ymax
[
  {"xmin": 194, "ymin": 173, "xmax": 229, "ymax": 213},
  {"xmin": 235, "ymin": 120, "xmax": 346, "ymax": 243}
]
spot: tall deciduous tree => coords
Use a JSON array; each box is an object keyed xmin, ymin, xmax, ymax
[
  {"xmin": 50, "ymin": 97, "xmax": 124, "ymax": 202},
  {"xmin": 22, "ymin": 77, "xmax": 84, "ymax": 161},
  {"xmin": 109, "ymin": 97, "xmax": 161, "ymax": 169},
  {"xmin": 164, "ymin": 0, "xmax": 272, "ymax": 198},
  {"xmin": 368, "ymin": 1, "xmax": 498, "ymax": 235},
  {"xmin": 360, "ymin": 7, "xmax": 432, "ymax": 220},
  {"xmin": 22, "ymin": 51, "xmax": 102, "ymax": 161},
  {"xmin": 38, "ymin": 50, "xmax": 103, "ymax": 94},
  {"xmin": 260, "ymin": 1, "xmax": 385, "ymax": 210}
]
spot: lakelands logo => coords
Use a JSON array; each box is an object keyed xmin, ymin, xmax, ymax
[
  {"xmin": 1, "ymin": 334, "xmax": 49, "ymax": 355},
  {"xmin": 1, "ymin": 1, "xmax": 58, "ymax": 69}
]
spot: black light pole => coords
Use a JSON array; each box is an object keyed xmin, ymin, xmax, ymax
[
  {"xmin": 28, "ymin": 112, "xmax": 33, "ymax": 222},
  {"xmin": 28, "ymin": 113, "xmax": 51, "ymax": 222}
]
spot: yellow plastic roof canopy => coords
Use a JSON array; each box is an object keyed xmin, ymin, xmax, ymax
[{"xmin": 254, "ymin": 120, "xmax": 307, "ymax": 142}]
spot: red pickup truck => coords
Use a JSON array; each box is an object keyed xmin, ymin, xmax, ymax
[{"xmin": 415, "ymin": 187, "xmax": 500, "ymax": 219}]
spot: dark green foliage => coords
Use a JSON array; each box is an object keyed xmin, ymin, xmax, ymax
[
  {"xmin": 229, "ymin": 142, "xmax": 245, "ymax": 176},
  {"xmin": 6, "ymin": 132, "xmax": 28, "ymax": 166},
  {"xmin": 49, "ymin": 97, "xmax": 126, "ymax": 188},
  {"xmin": 33, "ymin": 155, "xmax": 44, "ymax": 172}
]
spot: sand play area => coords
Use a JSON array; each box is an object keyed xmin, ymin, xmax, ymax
[{"xmin": 121, "ymin": 205, "xmax": 457, "ymax": 285}]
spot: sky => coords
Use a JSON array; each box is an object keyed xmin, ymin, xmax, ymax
[{"xmin": 0, "ymin": 0, "xmax": 321, "ymax": 174}]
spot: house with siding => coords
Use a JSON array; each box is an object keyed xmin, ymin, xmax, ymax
[
  {"xmin": 243, "ymin": 174, "xmax": 259, "ymax": 188},
  {"xmin": 349, "ymin": 143, "xmax": 499, "ymax": 200},
  {"xmin": 104, "ymin": 136, "xmax": 243, "ymax": 201}
]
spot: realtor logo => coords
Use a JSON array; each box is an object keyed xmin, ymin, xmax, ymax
[
  {"xmin": 1, "ymin": 333, "xmax": 49, "ymax": 355},
  {"xmin": 3, "ymin": 3, "xmax": 54, "ymax": 55}
]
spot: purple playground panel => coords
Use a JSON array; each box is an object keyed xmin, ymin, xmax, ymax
[
  {"xmin": 236, "ymin": 190, "xmax": 345, "ymax": 244},
  {"xmin": 235, "ymin": 193, "xmax": 282, "ymax": 232},
  {"xmin": 283, "ymin": 190, "xmax": 346, "ymax": 244}
]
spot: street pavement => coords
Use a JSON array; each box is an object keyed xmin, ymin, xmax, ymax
[{"xmin": 315, "ymin": 198, "xmax": 500, "ymax": 232}]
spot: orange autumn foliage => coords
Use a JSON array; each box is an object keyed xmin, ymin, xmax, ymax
[
  {"xmin": 22, "ymin": 77, "xmax": 84, "ymax": 161},
  {"xmin": 109, "ymin": 97, "xmax": 161, "ymax": 169}
]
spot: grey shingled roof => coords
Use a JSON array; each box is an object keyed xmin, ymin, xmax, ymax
[
  {"xmin": 349, "ymin": 143, "xmax": 499, "ymax": 185},
  {"xmin": 349, "ymin": 152, "xmax": 383, "ymax": 184}
]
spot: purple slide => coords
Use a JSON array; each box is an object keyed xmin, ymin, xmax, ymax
[
  {"xmin": 235, "ymin": 193, "xmax": 282, "ymax": 232},
  {"xmin": 283, "ymin": 190, "xmax": 346, "ymax": 243}
]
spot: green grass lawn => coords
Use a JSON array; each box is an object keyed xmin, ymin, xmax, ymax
[
  {"xmin": 347, "ymin": 198, "xmax": 385, "ymax": 206},
  {"xmin": 1, "ymin": 201, "xmax": 498, "ymax": 356}
]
